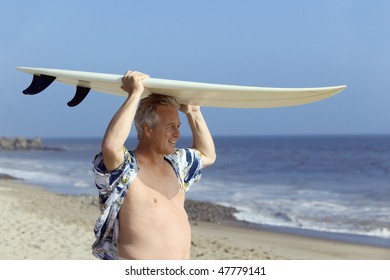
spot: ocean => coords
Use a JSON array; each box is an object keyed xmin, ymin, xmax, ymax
[{"xmin": 1, "ymin": 135, "xmax": 389, "ymax": 248}]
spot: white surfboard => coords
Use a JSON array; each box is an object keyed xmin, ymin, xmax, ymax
[{"xmin": 16, "ymin": 67, "xmax": 346, "ymax": 108}]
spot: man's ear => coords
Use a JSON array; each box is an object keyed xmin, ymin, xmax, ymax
[{"xmin": 143, "ymin": 123, "xmax": 152, "ymax": 138}]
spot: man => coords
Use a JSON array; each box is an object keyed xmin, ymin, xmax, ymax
[{"xmin": 92, "ymin": 71, "xmax": 216, "ymax": 260}]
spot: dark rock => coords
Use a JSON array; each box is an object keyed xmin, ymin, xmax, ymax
[
  {"xmin": 185, "ymin": 200, "xmax": 239, "ymax": 223},
  {"xmin": 0, "ymin": 173, "xmax": 19, "ymax": 180}
]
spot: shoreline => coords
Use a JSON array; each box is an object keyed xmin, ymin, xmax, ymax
[
  {"xmin": 227, "ymin": 220, "xmax": 390, "ymax": 249},
  {"xmin": 1, "ymin": 178, "xmax": 389, "ymax": 260},
  {"xmin": 4, "ymin": 172, "xmax": 388, "ymax": 249}
]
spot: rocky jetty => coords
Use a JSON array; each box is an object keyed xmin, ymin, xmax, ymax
[
  {"xmin": 0, "ymin": 137, "xmax": 61, "ymax": 151},
  {"xmin": 0, "ymin": 173, "xmax": 19, "ymax": 180}
]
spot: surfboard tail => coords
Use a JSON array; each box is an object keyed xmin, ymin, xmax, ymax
[{"xmin": 21, "ymin": 73, "xmax": 91, "ymax": 107}]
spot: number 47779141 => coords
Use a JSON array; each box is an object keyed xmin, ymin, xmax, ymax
[{"xmin": 217, "ymin": 266, "xmax": 266, "ymax": 276}]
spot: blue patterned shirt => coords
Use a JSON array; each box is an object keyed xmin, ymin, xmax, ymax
[{"xmin": 91, "ymin": 147, "xmax": 203, "ymax": 260}]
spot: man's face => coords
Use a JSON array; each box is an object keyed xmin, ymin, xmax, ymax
[{"xmin": 149, "ymin": 105, "xmax": 181, "ymax": 154}]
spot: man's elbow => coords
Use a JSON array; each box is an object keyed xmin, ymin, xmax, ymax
[
  {"xmin": 203, "ymin": 152, "xmax": 217, "ymax": 168},
  {"xmin": 101, "ymin": 141, "xmax": 115, "ymax": 159},
  {"xmin": 101, "ymin": 142, "xmax": 124, "ymax": 171}
]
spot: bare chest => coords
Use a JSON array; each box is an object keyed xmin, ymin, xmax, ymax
[{"xmin": 137, "ymin": 160, "xmax": 181, "ymax": 200}]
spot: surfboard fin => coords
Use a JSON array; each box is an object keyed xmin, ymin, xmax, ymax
[
  {"xmin": 22, "ymin": 74, "xmax": 56, "ymax": 95},
  {"xmin": 67, "ymin": 86, "xmax": 91, "ymax": 107}
]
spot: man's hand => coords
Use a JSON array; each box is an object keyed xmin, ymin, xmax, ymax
[
  {"xmin": 179, "ymin": 104, "xmax": 201, "ymax": 114},
  {"xmin": 121, "ymin": 71, "xmax": 150, "ymax": 96}
]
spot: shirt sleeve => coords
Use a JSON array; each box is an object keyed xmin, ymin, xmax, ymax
[
  {"xmin": 170, "ymin": 148, "xmax": 203, "ymax": 192},
  {"xmin": 92, "ymin": 147, "xmax": 138, "ymax": 197},
  {"xmin": 91, "ymin": 147, "xmax": 139, "ymax": 260}
]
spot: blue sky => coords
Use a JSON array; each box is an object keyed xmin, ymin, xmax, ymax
[{"xmin": 1, "ymin": 0, "xmax": 390, "ymax": 137}]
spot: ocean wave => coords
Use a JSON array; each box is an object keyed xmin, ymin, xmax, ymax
[
  {"xmin": 0, "ymin": 166, "xmax": 94, "ymax": 193},
  {"xmin": 233, "ymin": 205, "xmax": 390, "ymax": 240}
]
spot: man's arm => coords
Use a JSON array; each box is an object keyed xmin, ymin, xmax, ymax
[
  {"xmin": 101, "ymin": 71, "xmax": 149, "ymax": 171},
  {"xmin": 181, "ymin": 105, "xmax": 216, "ymax": 167}
]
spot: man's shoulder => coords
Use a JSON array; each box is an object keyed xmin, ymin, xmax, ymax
[{"xmin": 93, "ymin": 147, "xmax": 138, "ymax": 174}]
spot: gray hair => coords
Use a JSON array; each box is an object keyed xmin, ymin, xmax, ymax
[{"xmin": 134, "ymin": 94, "xmax": 180, "ymax": 140}]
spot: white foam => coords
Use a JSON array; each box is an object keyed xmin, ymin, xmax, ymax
[
  {"xmin": 74, "ymin": 180, "xmax": 92, "ymax": 188},
  {"xmin": 233, "ymin": 205, "xmax": 390, "ymax": 239},
  {"xmin": 0, "ymin": 165, "xmax": 93, "ymax": 191},
  {"xmin": 0, "ymin": 167, "xmax": 61, "ymax": 182}
]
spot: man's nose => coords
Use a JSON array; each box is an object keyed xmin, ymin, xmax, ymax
[{"xmin": 174, "ymin": 126, "xmax": 180, "ymax": 138}]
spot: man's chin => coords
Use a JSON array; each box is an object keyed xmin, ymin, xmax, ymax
[{"xmin": 161, "ymin": 145, "xmax": 175, "ymax": 155}]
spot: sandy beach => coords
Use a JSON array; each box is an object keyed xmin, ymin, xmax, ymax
[{"xmin": 0, "ymin": 178, "xmax": 388, "ymax": 260}]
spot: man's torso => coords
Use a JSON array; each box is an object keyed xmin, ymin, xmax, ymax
[{"xmin": 118, "ymin": 159, "xmax": 191, "ymax": 259}]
